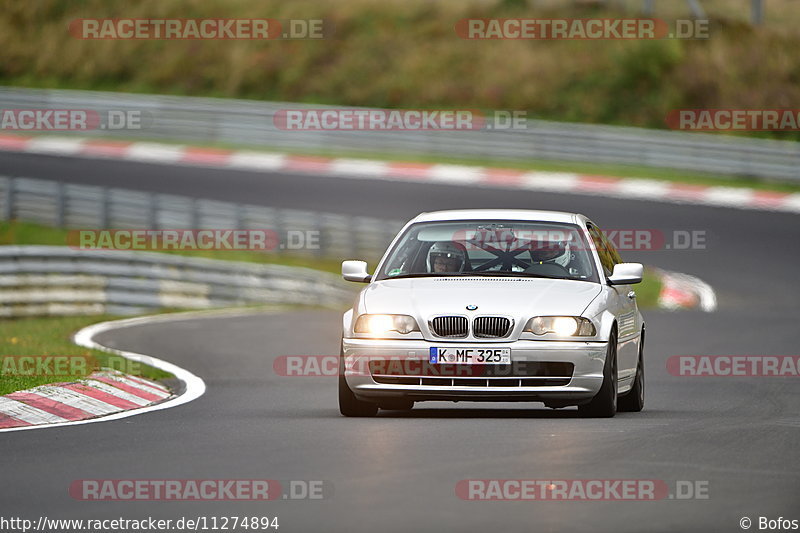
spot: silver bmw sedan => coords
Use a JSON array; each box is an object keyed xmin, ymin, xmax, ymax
[{"xmin": 340, "ymin": 209, "xmax": 645, "ymax": 418}]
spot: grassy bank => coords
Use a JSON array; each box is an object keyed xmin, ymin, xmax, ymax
[
  {"xmin": 0, "ymin": 218, "xmax": 353, "ymax": 395},
  {"xmin": 0, "ymin": 314, "xmax": 173, "ymax": 395},
  {"xmin": 1, "ymin": 0, "xmax": 799, "ymax": 140},
  {"xmin": 0, "ymin": 219, "xmax": 348, "ymax": 395}
]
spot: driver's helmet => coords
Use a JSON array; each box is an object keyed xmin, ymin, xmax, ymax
[
  {"xmin": 530, "ymin": 239, "xmax": 571, "ymax": 268},
  {"xmin": 427, "ymin": 241, "xmax": 466, "ymax": 273}
]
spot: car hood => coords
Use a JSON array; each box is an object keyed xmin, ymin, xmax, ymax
[{"xmin": 361, "ymin": 276, "xmax": 602, "ymax": 319}]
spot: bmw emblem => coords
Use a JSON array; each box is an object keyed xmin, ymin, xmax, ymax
[{"xmin": 466, "ymin": 304, "xmax": 478, "ymax": 311}]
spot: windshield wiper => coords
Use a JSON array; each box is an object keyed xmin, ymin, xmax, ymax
[
  {"xmin": 468, "ymin": 271, "xmax": 569, "ymax": 280},
  {"xmin": 383, "ymin": 272, "xmax": 572, "ymax": 280},
  {"xmin": 380, "ymin": 273, "xmax": 446, "ymax": 280}
]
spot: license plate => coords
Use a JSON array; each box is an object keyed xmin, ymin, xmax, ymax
[{"xmin": 429, "ymin": 347, "xmax": 511, "ymax": 364}]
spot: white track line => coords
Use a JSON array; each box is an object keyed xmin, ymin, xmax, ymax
[
  {"xmin": 93, "ymin": 370, "xmax": 172, "ymax": 399},
  {"xmin": 125, "ymin": 142, "xmax": 186, "ymax": 163},
  {"xmin": 0, "ymin": 397, "xmax": 69, "ymax": 425},
  {"xmin": 26, "ymin": 137, "xmax": 87, "ymax": 155},
  {"xmin": 227, "ymin": 151, "xmax": 286, "ymax": 171},
  {"xmin": 124, "ymin": 373, "xmax": 170, "ymax": 393},
  {"xmin": 428, "ymin": 164, "xmax": 484, "ymax": 184},
  {"xmin": 330, "ymin": 158, "xmax": 389, "ymax": 177},
  {"xmin": 80, "ymin": 379, "xmax": 153, "ymax": 407},
  {"xmin": 26, "ymin": 385, "xmax": 122, "ymax": 415}
]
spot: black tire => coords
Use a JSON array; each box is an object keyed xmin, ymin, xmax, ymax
[
  {"xmin": 338, "ymin": 342, "xmax": 378, "ymax": 417},
  {"xmin": 377, "ymin": 399, "xmax": 414, "ymax": 411},
  {"xmin": 578, "ymin": 329, "xmax": 618, "ymax": 418},
  {"xmin": 618, "ymin": 329, "xmax": 645, "ymax": 413}
]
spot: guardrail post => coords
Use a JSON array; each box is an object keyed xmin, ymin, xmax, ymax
[
  {"xmin": 752, "ymin": 0, "xmax": 764, "ymax": 25},
  {"xmin": 1, "ymin": 177, "xmax": 13, "ymax": 221},
  {"xmin": 55, "ymin": 181, "xmax": 66, "ymax": 228},
  {"xmin": 100, "ymin": 187, "xmax": 110, "ymax": 228},
  {"xmin": 314, "ymin": 212, "xmax": 324, "ymax": 257},
  {"xmin": 235, "ymin": 203, "xmax": 245, "ymax": 231},
  {"xmin": 685, "ymin": 0, "xmax": 706, "ymax": 19},
  {"xmin": 149, "ymin": 192, "xmax": 158, "ymax": 229},
  {"xmin": 349, "ymin": 215, "xmax": 359, "ymax": 258},
  {"xmin": 190, "ymin": 197, "xmax": 200, "ymax": 229},
  {"xmin": 275, "ymin": 208, "xmax": 284, "ymax": 254}
]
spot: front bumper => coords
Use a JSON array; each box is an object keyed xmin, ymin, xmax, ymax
[{"xmin": 342, "ymin": 337, "xmax": 607, "ymax": 404}]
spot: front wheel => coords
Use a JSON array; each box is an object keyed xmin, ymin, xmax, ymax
[
  {"xmin": 578, "ymin": 330, "xmax": 617, "ymax": 418},
  {"xmin": 338, "ymin": 342, "xmax": 378, "ymax": 417},
  {"xmin": 618, "ymin": 330, "xmax": 645, "ymax": 412}
]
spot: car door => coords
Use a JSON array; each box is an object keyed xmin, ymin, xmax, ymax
[{"xmin": 587, "ymin": 223, "xmax": 639, "ymax": 388}]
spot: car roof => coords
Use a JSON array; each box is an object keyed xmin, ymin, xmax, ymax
[{"xmin": 409, "ymin": 209, "xmax": 583, "ymax": 225}]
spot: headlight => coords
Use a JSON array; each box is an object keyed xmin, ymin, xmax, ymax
[
  {"xmin": 524, "ymin": 316, "xmax": 596, "ymax": 337},
  {"xmin": 354, "ymin": 314, "xmax": 420, "ymax": 335}
]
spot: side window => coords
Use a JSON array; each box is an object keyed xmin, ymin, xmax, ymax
[
  {"xmin": 599, "ymin": 229, "xmax": 623, "ymax": 266},
  {"xmin": 587, "ymin": 224, "xmax": 614, "ymax": 276}
]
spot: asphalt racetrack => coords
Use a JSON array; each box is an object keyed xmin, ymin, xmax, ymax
[{"xmin": 2, "ymin": 152, "xmax": 799, "ymax": 532}]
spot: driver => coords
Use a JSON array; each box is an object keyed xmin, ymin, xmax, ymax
[
  {"xmin": 529, "ymin": 239, "xmax": 571, "ymax": 268},
  {"xmin": 427, "ymin": 242, "xmax": 466, "ymax": 273}
]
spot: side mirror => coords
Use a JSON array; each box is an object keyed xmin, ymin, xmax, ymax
[
  {"xmin": 608, "ymin": 263, "xmax": 643, "ymax": 285},
  {"xmin": 342, "ymin": 260, "xmax": 372, "ymax": 283}
]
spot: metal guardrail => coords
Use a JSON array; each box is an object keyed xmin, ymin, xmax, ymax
[
  {"xmin": 1, "ymin": 87, "xmax": 798, "ymax": 180},
  {"xmin": 0, "ymin": 176, "xmax": 404, "ymax": 261},
  {"xmin": 0, "ymin": 175, "xmax": 401, "ymax": 317},
  {"xmin": 0, "ymin": 246, "xmax": 355, "ymax": 317}
]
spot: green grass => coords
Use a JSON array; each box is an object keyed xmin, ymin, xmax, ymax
[
  {"xmin": 636, "ymin": 268, "xmax": 662, "ymax": 310},
  {"xmin": 0, "ymin": 314, "xmax": 173, "ymax": 395}
]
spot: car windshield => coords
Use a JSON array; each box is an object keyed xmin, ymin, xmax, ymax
[{"xmin": 375, "ymin": 220, "xmax": 599, "ymax": 283}]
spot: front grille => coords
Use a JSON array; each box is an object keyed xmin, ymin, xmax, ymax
[
  {"xmin": 372, "ymin": 376, "xmax": 572, "ymax": 387},
  {"xmin": 473, "ymin": 316, "xmax": 512, "ymax": 338},
  {"xmin": 430, "ymin": 316, "xmax": 468, "ymax": 338},
  {"xmin": 369, "ymin": 360, "xmax": 573, "ymax": 387}
]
